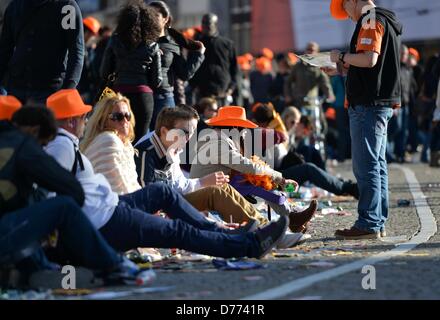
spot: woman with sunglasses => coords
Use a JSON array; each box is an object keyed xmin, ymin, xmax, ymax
[{"xmin": 81, "ymin": 94, "xmax": 140, "ymax": 195}]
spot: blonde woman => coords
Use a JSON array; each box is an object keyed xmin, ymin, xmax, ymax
[{"xmin": 81, "ymin": 94, "xmax": 141, "ymax": 195}]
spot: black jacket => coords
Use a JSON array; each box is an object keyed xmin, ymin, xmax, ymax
[
  {"xmin": 0, "ymin": 0, "xmax": 84, "ymax": 91},
  {"xmin": 346, "ymin": 7, "xmax": 403, "ymax": 107},
  {"xmin": 400, "ymin": 63, "xmax": 416, "ymax": 106},
  {"xmin": 156, "ymin": 35, "xmax": 204, "ymax": 94},
  {"xmin": 0, "ymin": 121, "xmax": 85, "ymax": 218},
  {"xmin": 190, "ymin": 34, "xmax": 238, "ymax": 97},
  {"xmin": 100, "ymin": 34, "xmax": 162, "ymax": 88}
]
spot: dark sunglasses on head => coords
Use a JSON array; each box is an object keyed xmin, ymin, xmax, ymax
[{"xmin": 109, "ymin": 112, "xmax": 131, "ymax": 122}]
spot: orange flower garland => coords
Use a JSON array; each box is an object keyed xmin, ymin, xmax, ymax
[{"xmin": 240, "ymin": 156, "xmax": 276, "ymax": 191}]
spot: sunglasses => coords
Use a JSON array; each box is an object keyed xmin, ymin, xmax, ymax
[{"xmin": 109, "ymin": 112, "xmax": 131, "ymax": 122}]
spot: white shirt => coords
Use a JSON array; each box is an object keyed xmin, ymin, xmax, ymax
[
  {"xmin": 83, "ymin": 131, "xmax": 141, "ymax": 195},
  {"xmin": 45, "ymin": 128, "xmax": 118, "ymax": 229}
]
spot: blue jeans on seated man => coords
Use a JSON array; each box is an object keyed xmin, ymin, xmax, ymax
[
  {"xmin": 349, "ymin": 105, "xmax": 393, "ymax": 233},
  {"xmin": 99, "ymin": 183, "xmax": 260, "ymax": 258},
  {"xmin": 0, "ymin": 197, "xmax": 121, "ymax": 276}
]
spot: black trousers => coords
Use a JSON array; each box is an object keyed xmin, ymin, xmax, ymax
[{"xmin": 123, "ymin": 92, "xmax": 154, "ymax": 144}]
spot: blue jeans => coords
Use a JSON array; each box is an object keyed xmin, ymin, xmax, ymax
[
  {"xmin": 394, "ymin": 106, "xmax": 409, "ymax": 159},
  {"xmin": 0, "ymin": 197, "xmax": 120, "ymax": 273},
  {"xmin": 281, "ymin": 163, "xmax": 346, "ymax": 195},
  {"xmin": 99, "ymin": 183, "xmax": 260, "ymax": 258},
  {"xmin": 150, "ymin": 93, "xmax": 176, "ymax": 131},
  {"xmin": 349, "ymin": 105, "xmax": 393, "ymax": 232}
]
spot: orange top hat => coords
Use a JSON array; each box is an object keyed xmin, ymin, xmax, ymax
[
  {"xmin": 206, "ymin": 106, "xmax": 258, "ymax": 129},
  {"xmin": 47, "ymin": 89, "xmax": 92, "ymax": 120},
  {"xmin": 0, "ymin": 96, "xmax": 22, "ymax": 120},
  {"xmin": 83, "ymin": 16, "xmax": 101, "ymax": 35},
  {"xmin": 330, "ymin": 0, "xmax": 349, "ymax": 20},
  {"xmin": 409, "ymin": 48, "xmax": 420, "ymax": 62}
]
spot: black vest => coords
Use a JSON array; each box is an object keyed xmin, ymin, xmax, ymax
[{"xmin": 346, "ymin": 9, "xmax": 402, "ymax": 107}]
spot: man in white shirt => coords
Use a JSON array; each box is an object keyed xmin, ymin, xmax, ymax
[{"xmin": 45, "ymin": 89, "xmax": 289, "ymax": 259}]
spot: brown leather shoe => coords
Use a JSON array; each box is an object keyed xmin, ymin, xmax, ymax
[
  {"xmin": 289, "ymin": 200, "xmax": 318, "ymax": 233},
  {"xmin": 335, "ymin": 227, "xmax": 380, "ymax": 240}
]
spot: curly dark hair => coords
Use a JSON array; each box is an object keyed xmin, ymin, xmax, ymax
[{"xmin": 115, "ymin": 0, "xmax": 161, "ymax": 49}]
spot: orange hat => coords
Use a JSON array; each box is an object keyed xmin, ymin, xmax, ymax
[
  {"xmin": 83, "ymin": 16, "xmax": 101, "ymax": 35},
  {"xmin": 183, "ymin": 28, "xmax": 196, "ymax": 39},
  {"xmin": 330, "ymin": 0, "xmax": 349, "ymax": 20},
  {"xmin": 409, "ymin": 48, "xmax": 420, "ymax": 62},
  {"xmin": 261, "ymin": 48, "xmax": 274, "ymax": 60},
  {"xmin": 243, "ymin": 53, "xmax": 254, "ymax": 62},
  {"xmin": 256, "ymin": 57, "xmax": 272, "ymax": 73},
  {"xmin": 288, "ymin": 52, "xmax": 299, "ymax": 65},
  {"xmin": 206, "ymin": 106, "xmax": 258, "ymax": 129},
  {"xmin": 325, "ymin": 107, "xmax": 336, "ymax": 121},
  {"xmin": 237, "ymin": 56, "xmax": 251, "ymax": 71},
  {"xmin": 0, "ymin": 96, "xmax": 22, "ymax": 120},
  {"xmin": 46, "ymin": 89, "xmax": 92, "ymax": 120}
]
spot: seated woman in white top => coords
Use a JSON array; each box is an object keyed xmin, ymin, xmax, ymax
[{"xmin": 81, "ymin": 93, "xmax": 141, "ymax": 195}]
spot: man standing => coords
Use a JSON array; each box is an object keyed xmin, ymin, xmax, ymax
[
  {"xmin": 190, "ymin": 13, "xmax": 239, "ymax": 106},
  {"xmin": 0, "ymin": 0, "xmax": 84, "ymax": 104},
  {"xmin": 324, "ymin": 0, "xmax": 403, "ymax": 239}
]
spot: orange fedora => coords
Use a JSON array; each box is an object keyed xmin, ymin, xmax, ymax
[
  {"xmin": 0, "ymin": 96, "xmax": 22, "ymax": 120},
  {"xmin": 47, "ymin": 89, "xmax": 92, "ymax": 120},
  {"xmin": 206, "ymin": 106, "xmax": 258, "ymax": 129},
  {"xmin": 330, "ymin": 0, "xmax": 349, "ymax": 20}
]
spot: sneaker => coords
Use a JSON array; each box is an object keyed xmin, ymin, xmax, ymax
[
  {"xmin": 224, "ymin": 218, "xmax": 260, "ymax": 234},
  {"xmin": 28, "ymin": 267, "xmax": 100, "ymax": 290},
  {"xmin": 289, "ymin": 200, "xmax": 318, "ymax": 233},
  {"xmin": 342, "ymin": 180, "xmax": 359, "ymax": 200},
  {"xmin": 102, "ymin": 257, "xmax": 140, "ymax": 286},
  {"xmin": 254, "ymin": 216, "xmax": 289, "ymax": 259},
  {"xmin": 276, "ymin": 231, "xmax": 310, "ymax": 249},
  {"xmin": 380, "ymin": 229, "xmax": 387, "ymax": 238},
  {"xmin": 335, "ymin": 227, "xmax": 380, "ymax": 240}
]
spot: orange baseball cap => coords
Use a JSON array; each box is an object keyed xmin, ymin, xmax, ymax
[
  {"xmin": 83, "ymin": 16, "xmax": 101, "ymax": 35},
  {"xmin": 237, "ymin": 56, "xmax": 252, "ymax": 71},
  {"xmin": 0, "ymin": 96, "xmax": 22, "ymax": 120},
  {"xmin": 206, "ymin": 106, "xmax": 258, "ymax": 129},
  {"xmin": 46, "ymin": 89, "xmax": 92, "ymax": 120},
  {"xmin": 330, "ymin": 0, "xmax": 349, "ymax": 20}
]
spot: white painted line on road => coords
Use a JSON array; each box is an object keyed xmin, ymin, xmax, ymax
[{"xmin": 242, "ymin": 165, "xmax": 437, "ymax": 300}]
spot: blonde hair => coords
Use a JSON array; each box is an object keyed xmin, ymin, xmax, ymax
[
  {"xmin": 80, "ymin": 93, "xmax": 136, "ymax": 152},
  {"xmin": 281, "ymin": 106, "xmax": 301, "ymax": 125}
]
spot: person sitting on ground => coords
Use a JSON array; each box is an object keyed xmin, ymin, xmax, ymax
[
  {"xmin": 190, "ymin": 106, "xmax": 359, "ymax": 200},
  {"xmin": 45, "ymin": 89, "xmax": 289, "ymax": 259},
  {"xmin": 252, "ymin": 102, "xmax": 289, "ymax": 169},
  {"xmin": 0, "ymin": 105, "xmax": 141, "ymax": 287},
  {"xmin": 135, "ymin": 105, "xmax": 317, "ymax": 247}
]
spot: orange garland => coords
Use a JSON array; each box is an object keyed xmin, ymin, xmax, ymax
[{"xmin": 240, "ymin": 156, "xmax": 276, "ymax": 191}]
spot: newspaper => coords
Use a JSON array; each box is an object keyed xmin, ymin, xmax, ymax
[{"xmin": 295, "ymin": 52, "xmax": 337, "ymax": 69}]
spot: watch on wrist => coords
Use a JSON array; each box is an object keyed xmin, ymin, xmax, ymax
[{"xmin": 339, "ymin": 52, "xmax": 346, "ymax": 64}]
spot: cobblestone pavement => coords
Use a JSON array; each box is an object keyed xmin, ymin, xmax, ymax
[{"xmin": 105, "ymin": 161, "xmax": 440, "ymax": 300}]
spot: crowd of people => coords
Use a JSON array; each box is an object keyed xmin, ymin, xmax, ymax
[{"xmin": 0, "ymin": 0, "xmax": 439, "ymax": 289}]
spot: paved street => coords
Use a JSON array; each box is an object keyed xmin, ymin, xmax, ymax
[{"xmin": 114, "ymin": 160, "xmax": 440, "ymax": 300}]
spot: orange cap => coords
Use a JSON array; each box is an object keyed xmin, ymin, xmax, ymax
[
  {"xmin": 46, "ymin": 89, "xmax": 92, "ymax": 120},
  {"xmin": 183, "ymin": 28, "xmax": 196, "ymax": 39},
  {"xmin": 237, "ymin": 56, "xmax": 252, "ymax": 71},
  {"xmin": 83, "ymin": 16, "xmax": 101, "ymax": 35},
  {"xmin": 330, "ymin": 0, "xmax": 349, "ymax": 20},
  {"xmin": 408, "ymin": 48, "xmax": 420, "ymax": 62},
  {"xmin": 206, "ymin": 106, "xmax": 258, "ymax": 129},
  {"xmin": 0, "ymin": 96, "xmax": 22, "ymax": 120},
  {"xmin": 325, "ymin": 107, "xmax": 336, "ymax": 121},
  {"xmin": 243, "ymin": 53, "xmax": 254, "ymax": 62},
  {"xmin": 288, "ymin": 52, "xmax": 299, "ymax": 65},
  {"xmin": 261, "ymin": 48, "xmax": 274, "ymax": 60},
  {"xmin": 256, "ymin": 57, "xmax": 272, "ymax": 73}
]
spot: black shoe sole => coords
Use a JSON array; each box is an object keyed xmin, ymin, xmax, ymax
[{"xmin": 257, "ymin": 216, "xmax": 289, "ymax": 259}]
